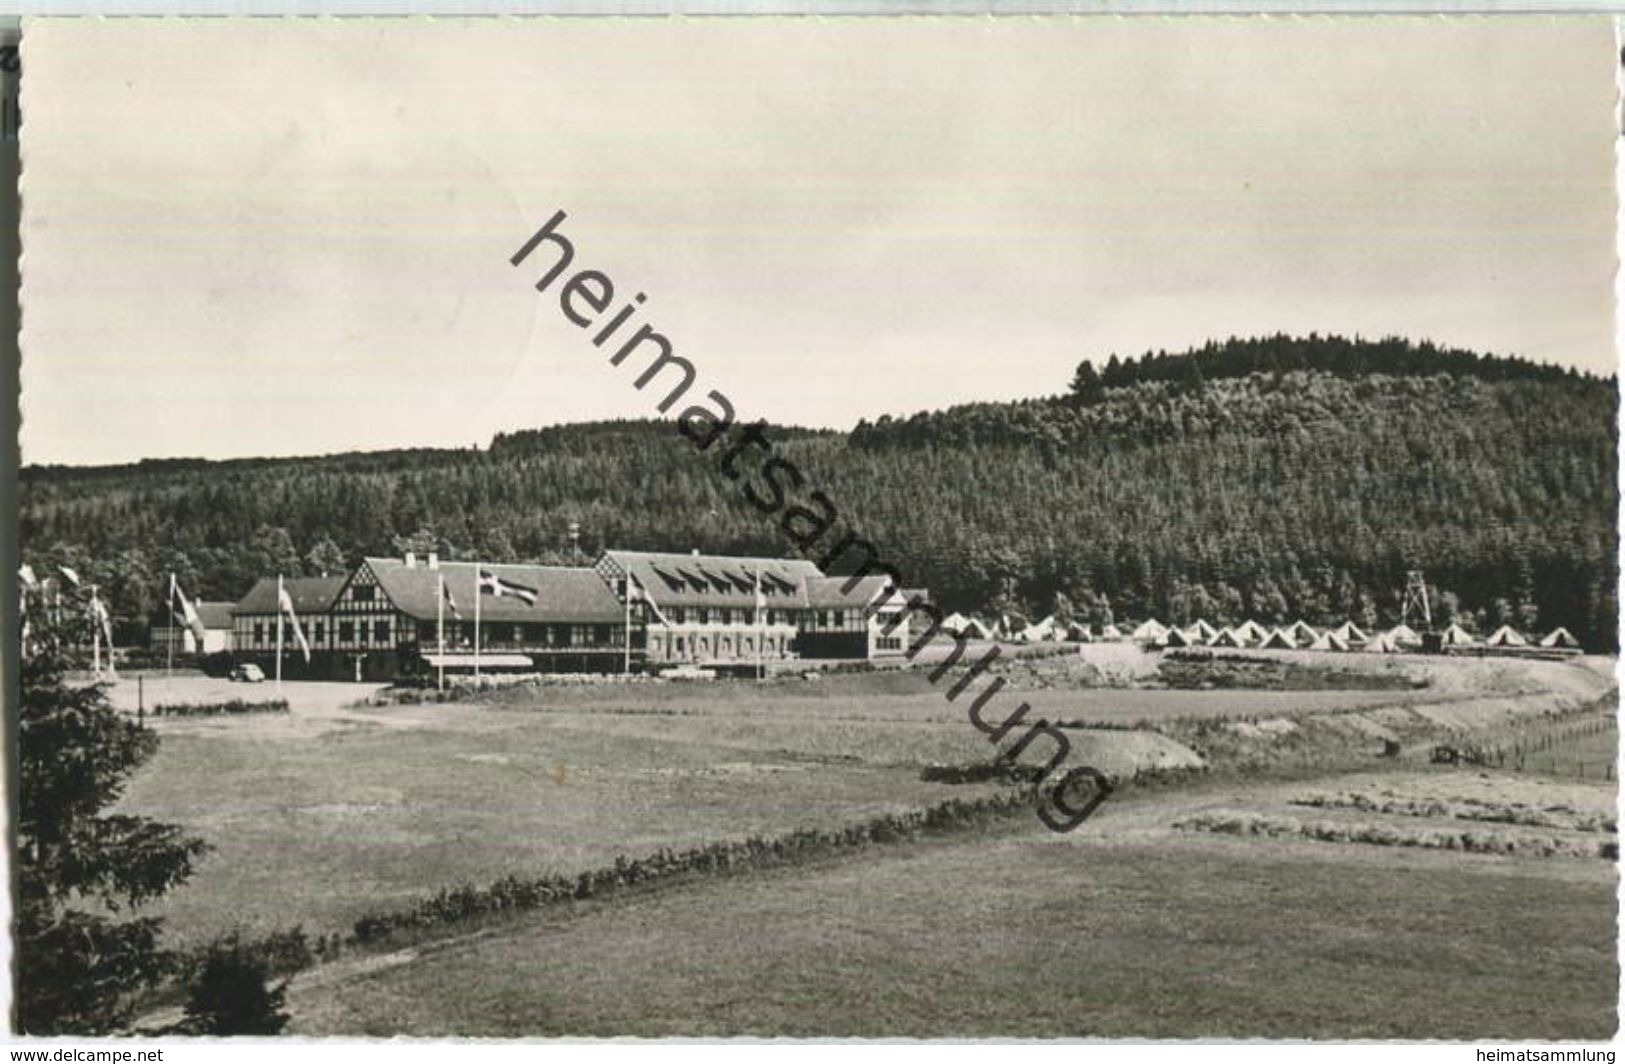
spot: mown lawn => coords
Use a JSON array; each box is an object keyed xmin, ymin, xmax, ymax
[
  {"xmin": 116, "ymin": 700, "xmax": 1003, "ymax": 946},
  {"xmin": 117, "ymin": 658, "xmax": 1594, "ymax": 950},
  {"xmin": 290, "ymin": 827, "xmax": 1618, "ymax": 1040}
]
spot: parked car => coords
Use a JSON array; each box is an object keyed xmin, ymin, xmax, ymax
[{"xmin": 229, "ymin": 663, "xmax": 266, "ymax": 683}]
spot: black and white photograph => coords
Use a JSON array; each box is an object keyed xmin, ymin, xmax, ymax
[{"xmin": 8, "ymin": 13, "xmax": 1621, "ymax": 1045}]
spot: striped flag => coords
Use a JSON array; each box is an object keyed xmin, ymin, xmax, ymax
[
  {"xmin": 478, "ymin": 568, "xmax": 537, "ymax": 607},
  {"xmin": 278, "ymin": 582, "xmax": 313, "ymax": 663},
  {"xmin": 627, "ymin": 572, "xmax": 671, "ymax": 626},
  {"xmin": 443, "ymin": 578, "xmax": 461, "ymax": 619},
  {"xmin": 18, "ymin": 564, "xmax": 38, "ymax": 591}
]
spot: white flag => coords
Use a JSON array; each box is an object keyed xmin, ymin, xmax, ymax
[
  {"xmin": 278, "ymin": 584, "xmax": 313, "ymax": 663},
  {"xmin": 171, "ymin": 575, "xmax": 209, "ymax": 644}
]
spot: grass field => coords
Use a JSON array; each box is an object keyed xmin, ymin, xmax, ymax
[
  {"xmin": 289, "ymin": 802, "xmax": 1618, "ymax": 1039},
  {"xmin": 1518, "ymin": 721, "xmax": 1619, "ymax": 782},
  {"xmin": 116, "ymin": 696, "xmax": 1004, "ymax": 944},
  {"xmin": 106, "ymin": 652, "xmax": 1619, "ymax": 1036}
]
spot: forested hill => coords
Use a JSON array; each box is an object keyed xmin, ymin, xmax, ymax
[{"xmin": 19, "ymin": 336, "xmax": 1620, "ymax": 648}]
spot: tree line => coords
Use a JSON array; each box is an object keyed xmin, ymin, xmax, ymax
[{"xmin": 20, "ymin": 335, "xmax": 1619, "ymax": 648}]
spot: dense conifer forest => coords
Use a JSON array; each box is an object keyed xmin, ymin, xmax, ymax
[{"xmin": 20, "ymin": 335, "xmax": 1619, "ymax": 648}]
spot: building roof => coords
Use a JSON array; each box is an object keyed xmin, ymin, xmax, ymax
[
  {"xmin": 195, "ymin": 601, "xmax": 236, "ymax": 630},
  {"xmin": 599, "ymin": 549, "xmax": 824, "ymax": 610},
  {"xmin": 153, "ymin": 600, "xmax": 237, "ymax": 629},
  {"xmin": 234, "ymin": 576, "xmax": 349, "ymax": 615},
  {"xmin": 804, "ymin": 575, "xmax": 887, "ymax": 609},
  {"xmin": 363, "ymin": 558, "xmax": 625, "ymax": 624}
]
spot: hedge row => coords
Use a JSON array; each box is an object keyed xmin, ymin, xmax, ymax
[
  {"xmin": 1176, "ymin": 812, "xmax": 1616, "ymax": 860},
  {"xmin": 350, "ymin": 792, "xmax": 1033, "ymax": 945},
  {"xmin": 919, "ymin": 761, "xmax": 1045, "ymax": 785},
  {"xmin": 171, "ymin": 925, "xmax": 323, "ymax": 984},
  {"xmin": 151, "ymin": 698, "xmax": 290, "ymax": 717}
]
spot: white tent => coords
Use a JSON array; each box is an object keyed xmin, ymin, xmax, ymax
[
  {"xmin": 1384, "ymin": 624, "xmax": 1421, "ymax": 646},
  {"xmin": 1485, "ymin": 625, "xmax": 1527, "ymax": 647},
  {"xmin": 943, "ymin": 613, "xmax": 991, "ymax": 639},
  {"xmin": 1098, "ymin": 623, "xmax": 1124, "ymax": 642},
  {"xmin": 1287, "ymin": 620, "xmax": 1320, "ymax": 644},
  {"xmin": 1131, "ymin": 618, "xmax": 1169, "ymax": 643},
  {"xmin": 1018, "ymin": 616, "xmax": 1057, "ymax": 643},
  {"xmin": 994, "ymin": 614, "xmax": 1030, "ymax": 640},
  {"xmin": 1209, "ymin": 627, "xmax": 1247, "ymax": 648},
  {"xmin": 1260, "ymin": 627, "xmax": 1298, "ymax": 650},
  {"xmin": 1234, "ymin": 619, "xmax": 1270, "ymax": 645},
  {"xmin": 1162, "ymin": 627, "xmax": 1195, "ymax": 648},
  {"xmin": 1365, "ymin": 632, "xmax": 1400, "ymax": 654},
  {"xmin": 1185, "ymin": 619, "xmax": 1219, "ymax": 643},
  {"xmin": 1066, "ymin": 621, "xmax": 1094, "ymax": 642},
  {"xmin": 1440, "ymin": 623, "xmax": 1475, "ymax": 647},
  {"xmin": 1331, "ymin": 621, "xmax": 1369, "ymax": 644},
  {"xmin": 1308, "ymin": 630, "xmax": 1350, "ymax": 652},
  {"xmin": 1540, "ymin": 627, "xmax": 1581, "ymax": 649}
]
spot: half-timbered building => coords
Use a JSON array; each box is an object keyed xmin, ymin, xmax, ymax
[{"xmin": 231, "ymin": 575, "xmax": 348, "ymax": 677}]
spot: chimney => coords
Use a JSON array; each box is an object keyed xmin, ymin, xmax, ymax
[
  {"xmin": 427, "ymin": 551, "xmax": 439, "ymax": 570},
  {"xmin": 405, "ymin": 552, "xmax": 417, "ymax": 569}
]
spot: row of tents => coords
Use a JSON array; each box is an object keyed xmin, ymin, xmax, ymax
[{"xmin": 938, "ymin": 612, "xmax": 1583, "ymax": 654}]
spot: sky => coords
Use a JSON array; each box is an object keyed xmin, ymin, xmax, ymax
[{"xmin": 18, "ymin": 16, "xmax": 1619, "ymax": 466}]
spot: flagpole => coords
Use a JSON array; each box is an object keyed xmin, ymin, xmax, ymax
[
  {"xmin": 167, "ymin": 573, "xmax": 175, "ymax": 680},
  {"xmin": 90, "ymin": 586, "xmax": 102, "ymax": 677},
  {"xmin": 623, "ymin": 576, "xmax": 632, "ymax": 676},
  {"xmin": 755, "ymin": 568, "xmax": 764, "ymax": 682},
  {"xmin": 437, "ymin": 572, "xmax": 446, "ymax": 693},
  {"xmin": 473, "ymin": 561, "xmax": 482, "ymax": 681},
  {"xmin": 275, "ymin": 574, "xmax": 284, "ymax": 692}
]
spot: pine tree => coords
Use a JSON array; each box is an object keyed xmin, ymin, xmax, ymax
[
  {"xmin": 179, "ymin": 934, "xmax": 291, "ymax": 1036},
  {"xmin": 16, "ymin": 602, "xmax": 210, "ymax": 1034}
]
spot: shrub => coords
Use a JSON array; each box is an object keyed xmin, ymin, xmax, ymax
[
  {"xmin": 348, "ymin": 791, "xmax": 1032, "ymax": 946},
  {"xmin": 176, "ymin": 932, "xmax": 291, "ymax": 1036},
  {"xmin": 152, "ymin": 698, "xmax": 290, "ymax": 718}
]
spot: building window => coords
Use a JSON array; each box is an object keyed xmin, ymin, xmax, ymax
[
  {"xmin": 374, "ymin": 620, "xmax": 390, "ymax": 643},
  {"xmin": 253, "ymin": 621, "xmax": 265, "ymax": 643},
  {"xmin": 339, "ymin": 620, "xmax": 355, "ymax": 643},
  {"xmin": 819, "ymin": 611, "xmax": 830, "ymax": 628},
  {"xmin": 352, "ymin": 585, "xmax": 375, "ymax": 602},
  {"xmin": 594, "ymin": 625, "xmax": 610, "ymax": 645},
  {"xmin": 695, "ymin": 608, "xmax": 710, "ymax": 624},
  {"xmin": 553, "ymin": 624, "xmax": 572, "ymax": 647}
]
